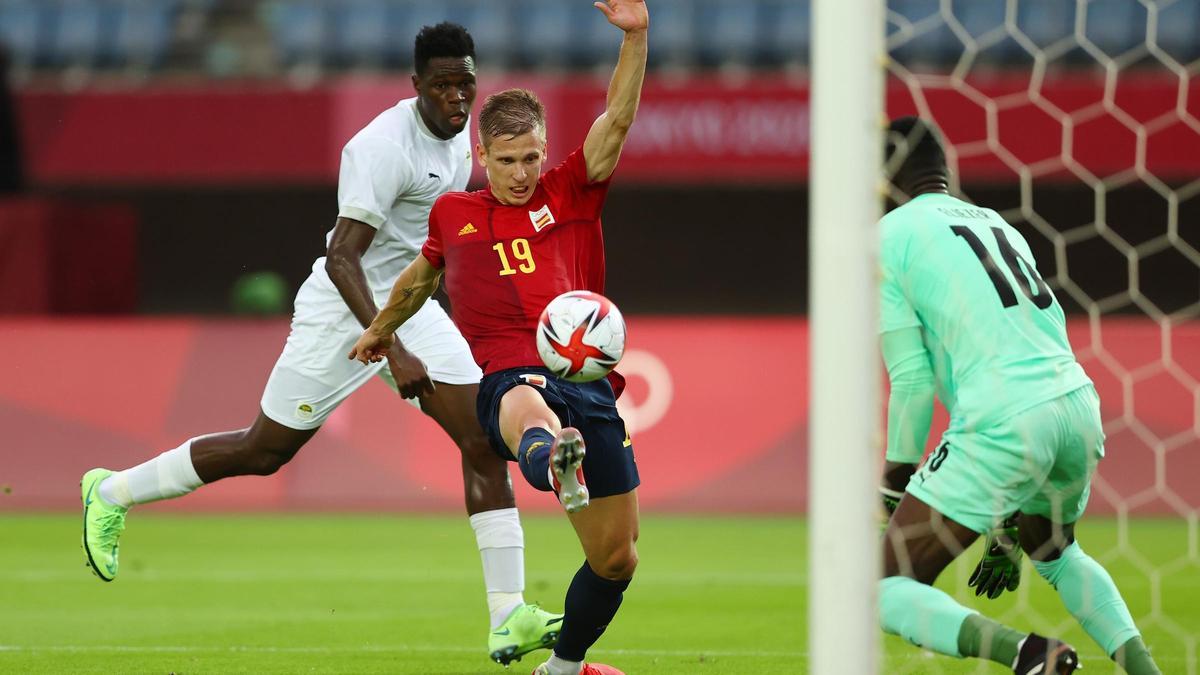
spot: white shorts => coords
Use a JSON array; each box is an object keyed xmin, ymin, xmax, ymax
[{"xmin": 261, "ymin": 284, "xmax": 482, "ymax": 430}]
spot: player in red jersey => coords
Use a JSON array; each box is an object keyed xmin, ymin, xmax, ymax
[{"xmin": 350, "ymin": 3, "xmax": 648, "ymax": 673}]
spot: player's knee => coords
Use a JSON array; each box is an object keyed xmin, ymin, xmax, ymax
[
  {"xmin": 594, "ymin": 544, "xmax": 638, "ymax": 580},
  {"xmin": 243, "ymin": 449, "xmax": 291, "ymax": 475},
  {"xmin": 459, "ymin": 433, "xmax": 499, "ymax": 467},
  {"xmin": 1018, "ymin": 514, "xmax": 1075, "ymax": 562},
  {"xmin": 239, "ymin": 437, "xmax": 301, "ymax": 476}
]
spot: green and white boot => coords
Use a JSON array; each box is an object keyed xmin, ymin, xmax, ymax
[
  {"xmin": 488, "ymin": 603, "xmax": 564, "ymax": 665},
  {"xmin": 80, "ymin": 468, "xmax": 127, "ymax": 582}
]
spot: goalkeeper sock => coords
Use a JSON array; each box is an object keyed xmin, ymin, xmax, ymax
[
  {"xmin": 516, "ymin": 428, "xmax": 555, "ymax": 492},
  {"xmin": 1112, "ymin": 636, "xmax": 1162, "ymax": 675},
  {"xmin": 879, "ymin": 576, "xmax": 975, "ymax": 658},
  {"xmin": 1032, "ymin": 542, "xmax": 1144, "ymax": 660},
  {"xmin": 956, "ymin": 613, "xmax": 1026, "ymax": 667}
]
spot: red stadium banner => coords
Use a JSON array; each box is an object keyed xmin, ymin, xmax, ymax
[
  {"xmin": 17, "ymin": 73, "xmax": 1197, "ymax": 185},
  {"xmin": 0, "ymin": 317, "xmax": 1195, "ymax": 515}
]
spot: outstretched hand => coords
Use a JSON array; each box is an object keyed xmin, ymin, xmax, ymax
[{"xmin": 594, "ymin": 0, "xmax": 648, "ymax": 33}]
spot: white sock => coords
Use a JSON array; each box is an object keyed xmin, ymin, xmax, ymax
[
  {"xmin": 469, "ymin": 507, "xmax": 526, "ymax": 628},
  {"xmin": 98, "ymin": 439, "xmax": 204, "ymax": 508},
  {"xmin": 545, "ymin": 654, "xmax": 583, "ymax": 675}
]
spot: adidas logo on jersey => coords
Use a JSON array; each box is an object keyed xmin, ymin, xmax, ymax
[{"xmin": 458, "ymin": 222, "xmax": 477, "ymax": 236}]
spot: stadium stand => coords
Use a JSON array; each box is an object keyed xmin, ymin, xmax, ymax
[{"xmin": 0, "ymin": 0, "xmax": 1195, "ymax": 78}]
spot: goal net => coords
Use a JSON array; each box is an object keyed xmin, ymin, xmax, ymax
[{"xmin": 812, "ymin": 1, "xmax": 1200, "ymax": 673}]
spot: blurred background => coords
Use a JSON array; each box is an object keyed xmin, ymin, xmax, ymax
[
  {"xmin": 1, "ymin": 0, "xmax": 1198, "ymax": 512},
  {"xmin": 0, "ymin": 0, "xmax": 1198, "ymax": 672},
  {"xmin": 2, "ymin": 0, "xmax": 1197, "ymax": 514}
]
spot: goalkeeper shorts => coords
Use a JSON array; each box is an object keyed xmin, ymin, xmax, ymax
[{"xmin": 905, "ymin": 384, "xmax": 1104, "ymax": 533}]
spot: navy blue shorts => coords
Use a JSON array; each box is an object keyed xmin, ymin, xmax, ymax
[{"xmin": 477, "ymin": 367, "xmax": 641, "ymax": 500}]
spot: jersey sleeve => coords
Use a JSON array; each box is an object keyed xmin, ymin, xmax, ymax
[
  {"xmin": 540, "ymin": 146, "xmax": 612, "ymax": 220},
  {"xmin": 337, "ymin": 135, "xmax": 413, "ymax": 228},
  {"xmin": 882, "ymin": 326, "xmax": 935, "ymax": 464},
  {"xmin": 421, "ymin": 197, "xmax": 447, "ymax": 269},
  {"xmin": 878, "ymin": 220, "xmax": 923, "ymax": 334}
]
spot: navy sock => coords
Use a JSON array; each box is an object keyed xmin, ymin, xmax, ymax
[
  {"xmin": 554, "ymin": 561, "xmax": 632, "ymax": 662},
  {"xmin": 516, "ymin": 428, "xmax": 555, "ymax": 492}
]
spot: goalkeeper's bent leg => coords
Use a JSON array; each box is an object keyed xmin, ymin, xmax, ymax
[
  {"xmin": 1032, "ymin": 541, "xmax": 1161, "ymax": 674},
  {"xmin": 879, "ymin": 576, "xmax": 1025, "ymax": 666}
]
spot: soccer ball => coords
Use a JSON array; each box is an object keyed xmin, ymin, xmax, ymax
[{"xmin": 536, "ymin": 290, "xmax": 626, "ymax": 383}]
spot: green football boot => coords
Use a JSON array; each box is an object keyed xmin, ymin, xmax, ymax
[
  {"xmin": 80, "ymin": 468, "xmax": 127, "ymax": 582},
  {"xmin": 488, "ymin": 603, "xmax": 564, "ymax": 665}
]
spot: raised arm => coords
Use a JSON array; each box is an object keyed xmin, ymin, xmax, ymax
[
  {"xmin": 348, "ymin": 255, "xmax": 442, "ymax": 365},
  {"xmin": 582, "ymin": 0, "xmax": 649, "ymax": 183}
]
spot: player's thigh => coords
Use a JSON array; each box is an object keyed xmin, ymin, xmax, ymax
[
  {"xmin": 418, "ymin": 382, "xmax": 484, "ymax": 445},
  {"xmin": 906, "ymin": 419, "xmax": 1055, "ymax": 534},
  {"xmin": 1016, "ymin": 512, "xmax": 1077, "ymax": 562},
  {"xmin": 498, "ymin": 385, "xmax": 562, "ymax": 454},
  {"xmin": 1020, "ymin": 386, "xmax": 1103, "ymax": 527},
  {"xmin": 883, "ymin": 491, "xmax": 978, "ymax": 583},
  {"xmin": 477, "ymin": 369, "xmax": 571, "ymax": 459},
  {"xmin": 261, "ymin": 292, "xmax": 384, "ymax": 429},
  {"xmin": 568, "ymin": 379, "xmax": 640, "ymax": 500},
  {"xmin": 568, "ymin": 490, "xmax": 640, "ymax": 580}
]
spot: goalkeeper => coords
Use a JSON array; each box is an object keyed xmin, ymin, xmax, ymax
[{"xmin": 876, "ymin": 116, "xmax": 1161, "ymax": 675}]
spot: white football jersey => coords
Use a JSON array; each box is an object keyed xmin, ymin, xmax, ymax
[{"xmin": 306, "ymin": 97, "xmax": 473, "ymax": 300}]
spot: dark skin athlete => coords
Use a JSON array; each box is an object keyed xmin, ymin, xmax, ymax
[{"xmin": 190, "ymin": 56, "xmax": 514, "ymax": 515}]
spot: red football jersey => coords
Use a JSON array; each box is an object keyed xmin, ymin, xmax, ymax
[{"xmin": 423, "ymin": 147, "xmax": 611, "ymax": 375}]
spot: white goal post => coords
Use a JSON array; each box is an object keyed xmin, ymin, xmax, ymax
[{"xmin": 808, "ymin": 0, "xmax": 885, "ymax": 673}]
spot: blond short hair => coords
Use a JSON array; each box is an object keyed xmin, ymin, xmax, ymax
[{"xmin": 478, "ymin": 88, "xmax": 546, "ymax": 145}]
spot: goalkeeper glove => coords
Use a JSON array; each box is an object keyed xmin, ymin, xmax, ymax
[{"xmin": 968, "ymin": 515, "xmax": 1023, "ymax": 599}]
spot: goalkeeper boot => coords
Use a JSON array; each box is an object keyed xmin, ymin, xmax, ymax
[
  {"xmin": 80, "ymin": 468, "xmax": 128, "ymax": 582},
  {"xmin": 550, "ymin": 428, "xmax": 588, "ymax": 513},
  {"xmin": 1014, "ymin": 634, "xmax": 1080, "ymax": 675},
  {"xmin": 532, "ymin": 663, "xmax": 625, "ymax": 675},
  {"xmin": 488, "ymin": 603, "xmax": 564, "ymax": 665}
]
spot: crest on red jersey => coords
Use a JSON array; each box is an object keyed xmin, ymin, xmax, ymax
[{"xmin": 528, "ymin": 204, "xmax": 555, "ymax": 232}]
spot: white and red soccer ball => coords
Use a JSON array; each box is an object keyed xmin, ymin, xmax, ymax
[{"xmin": 536, "ymin": 290, "xmax": 626, "ymax": 383}]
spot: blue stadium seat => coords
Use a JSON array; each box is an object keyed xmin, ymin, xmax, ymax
[
  {"xmin": 332, "ymin": 0, "xmax": 390, "ymax": 66},
  {"xmin": 1155, "ymin": 0, "xmax": 1200, "ymax": 63},
  {"xmin": 50, "ymin": 0, "xmax": 108, "ymax": 66},
  {"xmin": 1014, "ymin": 0, "xmax": 1076, "ymax": 51},
  {"xmin": 762, "ymin": 0, "xmax": 809, "ymax": 66},
  {"xmin": 951, "ymin": 0, "xmax": 1022, "ymax": 63},
  {"xmin": 266, "ymin": 0, "xmax": 331, "ymax": 66},
  {"xmin": 0, "ymin": 0, "xmax": 43, "ymax": 65},
  {"xmin": 1083, "ymin": 0, "xmax": 1145, "ymax": 58},
  {"xmin": 567, "ymin": 0, "xmax": 626, "ymax": 66},
  {"xmin": 696, "ymin": 0, "xmax": 760, "ymax": 66},
  {"xmin": 889, "ymin": 0, "xmax": 960, "ymax": 65},
  {"xmin": 110, "ymin": 0, "xmax": 178, "ymax": 67},
  {"xmin": 394, "ymin": 0, "xmax": 462, "ymax": 67},
  {"xmin": 518, "ymin": 0, "xmax": 573, "ymax": 68},
  {"xmin": 641, "ymin": 0, "xmax": 696, "ymax": 67},
  {"xmin": 456, "ymin": 1, "xmax": 513, "ymax": 67},
  {"xmin": 950, "ymin": 0, "xmax": 1006, "ymax": 42}
]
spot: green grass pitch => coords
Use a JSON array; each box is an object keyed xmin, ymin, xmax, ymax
[{"xmin": 1, "ymin": 514, "xmax": 1194, "ymax": 673}]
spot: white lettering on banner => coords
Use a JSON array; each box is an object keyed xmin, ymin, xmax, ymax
[
  {"xmin": 615, "ymin": 349, "xmax": 674, "ymax": 436},
  {"xmin": 623, "ymin": 101, "xmax": 810, "ymax": 158}
]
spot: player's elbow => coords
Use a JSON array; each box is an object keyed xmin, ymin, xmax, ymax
[{"xmin": 324, "ymin": 251, "xmax": 352, "ymax": 280}]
